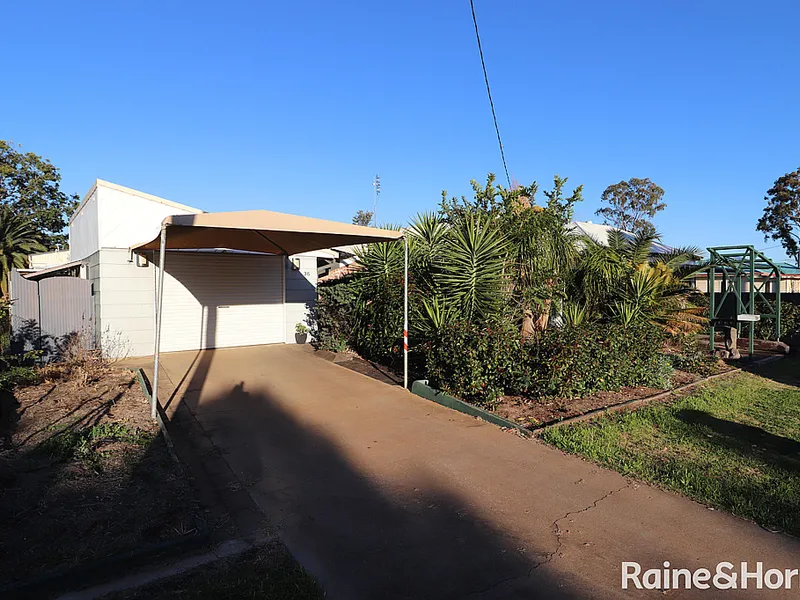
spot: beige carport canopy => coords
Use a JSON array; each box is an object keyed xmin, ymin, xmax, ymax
[
  {"xmin": 132, "ymin": 209, "xmax": 403, "ymax": 255},
  {"xmin": 137, "ymin": 209, "xmax": 408, "ymax": 420}
]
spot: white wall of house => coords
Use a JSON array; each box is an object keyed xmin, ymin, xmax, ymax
[
  {"xmin": 29, "ymin": 250, "xmax": 71, "ymax": 270},
  {"xmin": 69, "ymin": 187, "xmax": 100, "ymax": 261},
  {"xmin": 97, "ymin": 248, "xmax": 156, "ymax": 358},
  {"xmin": 97, "ymin": 182, "xmax": 202, "ymax": 251},
  {"xmin": 284, "ymin": 254, "xmax": 318, "ymax": 343},
  {"xmin": 68, "ymin": 179, "xmax": 322, "ymax": 357},
  {"xmin": 69, "ymin": 180, "xmax": 202, "ymax": 262}
]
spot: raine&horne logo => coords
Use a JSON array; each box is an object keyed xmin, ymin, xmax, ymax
[{"xmin": 622, "ymin": 561, "xmax": 800, "ymax": 591}]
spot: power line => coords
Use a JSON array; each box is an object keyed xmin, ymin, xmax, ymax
[{"xmin": 469, "ymin": 0, "xmax": 510, "ymax": 188}]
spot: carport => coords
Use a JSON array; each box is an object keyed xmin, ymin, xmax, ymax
[{"xmin": 132, "ymin": 209, "xmax": 405, "ymax": 418}]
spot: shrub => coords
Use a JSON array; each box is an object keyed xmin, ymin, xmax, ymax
[
  {"xmin": 668, "ymin": 334, "xmax": 720, "ymax": 376},
  {"xmin": 310, "ymin": 281, "xmax": 357, "ymax": 352},
  {"xmin": 754, "ymin": 299, "xmax": 800, "ymax": 342},
  {"xmin": 426, "ymin": 320, "xmax": 672, "ymax": 406},
  {"xmin": 0, "ymin": 365, "xmax": 39, "ymax": 390},
  {"xmin": 425, "ymin": 319, "xmax": 526, "ymax": 407},
  {"xmin": 530, "ymin": 322, "xmax": 672, "ymax": 399}
]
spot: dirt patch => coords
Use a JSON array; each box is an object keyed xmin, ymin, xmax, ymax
[
  {"xmin": 0, "ymin": 366, "xmax": 205, "ymax": 588},
  {"xmin": 494, "ymin": 370, "xmax": 704, "ymax": 428},
  {"xmin": 333, "ymin": 355, "xmax": 403, "ymax": 386}
]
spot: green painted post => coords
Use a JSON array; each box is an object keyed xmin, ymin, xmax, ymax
[
  {"xmin": 776, "ymin": 268, "xmax": 781, "ymax": 340},
  {"xmin": 708, "ymin": 263, "xmax": 715, "ymax": 352},
  {"xmin": 749, "ymin": 247, "xmax": 755, "ymax": 358}
]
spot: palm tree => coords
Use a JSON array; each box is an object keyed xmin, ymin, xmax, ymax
[
  {"xmin": 569, "ymin": 229, "xmax": 703, "ymax": 333},
  {"xmin": 505, "ymin": 206, "xmax": 579, "ymax": 335},
  {"xmin": 0, "ymin": 206, "xmax": 45, "ymax": 298}
]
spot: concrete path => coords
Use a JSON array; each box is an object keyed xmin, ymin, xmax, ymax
[{"xmin": 135, "ymin": 345, "xmax": 800, "ymax": 599}]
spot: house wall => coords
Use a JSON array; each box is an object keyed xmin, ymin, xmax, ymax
[
  {"xmin": 29, "ymin": 250, "xmax": 71, "ymax": 270},
  {"xmin": 96, "ymin": 248, "xmax": 155, "ymax": 358},
  {"xmin": 84, "ymin": 251, "xmax": 103, "ymax": 348},
  {"xmin": 284, "ymin": 254, "xmax": 317, "ymax": 343},
  {"xmin": 691, "ymin": 276, "xmax": 800, "ymax": 294},
  {"xmin": 68, "ymin": 180, "xmax": 322, "ymax": 356},
  {"xmin": 96, "ymin": 183, "xmax": 201, "ymax": 251},
  {"xmin": 69, "ymin": 187, "xmax": 100, "ymax": 261}
]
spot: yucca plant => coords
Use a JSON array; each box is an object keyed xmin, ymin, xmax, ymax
[
  {"xmin": 407, "ymin": 211, "xmax": 448, "ymax": 296},
  {"xmin": 561, "ymin": 301, "xmax": 592, "ymax": 327},
  {"xmin": 0, "ymin": 206, "xmax": 45, "ymax": 298},
  {"xmin": 437, "ymin": 213, "xmax": 508, "ymax": 322}
]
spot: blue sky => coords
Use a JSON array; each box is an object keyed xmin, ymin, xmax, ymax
[{"xmin": 3, "ymin": 1, "xmax": 799, "ymax": 260}]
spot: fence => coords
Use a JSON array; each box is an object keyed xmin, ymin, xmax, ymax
[{"xmin": 9, "ymin": 269, "xmax": 95, "ymax": 360}]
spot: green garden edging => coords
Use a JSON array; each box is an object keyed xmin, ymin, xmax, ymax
[
  {"xmin": 410, "ymin": 380, "xmax": 532, "ymax": 437},
  {"xmin": 135, "ymin": 367, "xmax": 180, "ymax": 464}
]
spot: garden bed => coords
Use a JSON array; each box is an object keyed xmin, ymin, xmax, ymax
[
  {"xmin": 494, "ymin": 370, "xmax": 702, "ymax": 428},
  {"xmin": 0, "ymin": 364, "xmax": 206, "ymax": 591}
]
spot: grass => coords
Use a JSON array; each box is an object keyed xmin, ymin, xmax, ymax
[
  {"xmin": 36, "ymin": 422, "xmax": 153, "ymax": 465},
  {"xmin": 105, "ymin": 542, "xmax": 323, "ymax": 600},
  {"xmin": 541, "ymin": 355, "xmax": 800, "ymax": 537}
]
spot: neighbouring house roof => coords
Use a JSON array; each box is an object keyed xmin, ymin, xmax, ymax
[
  {"xmin": 569, "ymin": 221, "xmax": 676, "ymax": 254},
  {"xmin": 22, "ymin": 260, "xmax": 83, "ymax": 281},
  {"xmin": 131, "ymin": 210, "xmax": 404, "ymax": 256},
  {"xmin": 777, "ymin": 262, "xmax": 800, "ymax": 275},
  {"xmin": 694, "ymin": 262, "xmax": 800, "ymax": 279},
  {"xmin": 318, "ymin": 263, "xmax": 365, "ymax": 283}
]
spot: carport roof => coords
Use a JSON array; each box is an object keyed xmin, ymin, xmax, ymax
[{"xmin": 131, "ymin": 209, "xmax": 403, "ymax": 255}]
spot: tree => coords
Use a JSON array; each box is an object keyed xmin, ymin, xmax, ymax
[
  {"xmin": 569, "ymin": 229, "xmax": 703, "ymax": 334},
  {"xmin": 595, "ymin": 177, "xmax": 666, "ymax": 235},
  {"xmin": 757, "ymin": 168, "xmax": 800, "ymax": 267},
  {"xmin": 352, "ymin": 210, "xmax": 373, "ymax": 227},
  {"xmin": 0, "ymin": 206, "xmax": 45, "ymax": 297},
  {"xmin": 0, "ymin": 140, "xmax": 79, "ymax": 249}
]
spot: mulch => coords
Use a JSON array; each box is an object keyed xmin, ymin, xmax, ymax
[{"xmin": 494, "ymin": 370, "xmax": 723, "ymax": 428}]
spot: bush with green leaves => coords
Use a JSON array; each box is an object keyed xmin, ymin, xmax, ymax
[
  {"xmin": 425, "ymin": 319, "xmax": 526, "ymax": 407},
  {"xmin": 668, "ymin": 334, "xmax": 720, "ymax": 376},
  {"xmin": 426, "ymin": 320, "xmax": 672, "ymax": 406},
  {"xmin": 530, "ymin": 322, "xmax": 672, "ymax": 399},
  {"xmin": 309, "ymin": 281, "xmax": 357, "ymax": 352},
  {"xmin": 754, "ymin": 299, "xmax": 800, "ymax": 342}
]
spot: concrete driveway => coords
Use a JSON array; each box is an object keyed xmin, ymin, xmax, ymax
[{"xmin": 141, "ymin": 345, "xmax": 800, "ymax": 599}]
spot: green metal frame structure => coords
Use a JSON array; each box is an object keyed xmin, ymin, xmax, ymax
[{"xmin": 707, "ymin": 245, "xmax": 781, "ymax": 358}]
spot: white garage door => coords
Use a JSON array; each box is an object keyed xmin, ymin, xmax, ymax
[{"xmin": 159, "ymin": 253, "xmax": 284, "ymax": 352}]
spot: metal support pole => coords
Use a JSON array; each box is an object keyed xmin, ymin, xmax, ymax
[
  {"xmin": 151, "ymin": 225, "xmax": 167, "ymax": 420},
  {"xmin": 403, "ymin": 236, "xmax": 409, "ymax": 389}
]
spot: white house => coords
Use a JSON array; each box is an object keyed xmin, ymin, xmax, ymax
[{"xmin": 68, "ymin": 180, "xmax": 325, "ymax": 357}]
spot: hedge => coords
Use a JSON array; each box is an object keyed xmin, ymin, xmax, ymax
[{"xmin": 426, "ymin": 321, "xmax": 673, "ymax": 407}]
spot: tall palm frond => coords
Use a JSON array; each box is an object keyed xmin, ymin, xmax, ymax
[
  {"xmin": 437, "ymin": 214, "xmax": 508, "ymax": 322},
  {"xmin": 355, "ymin": 228, "xmax": 404, "ymax": 288},
  {"xmin": 624, "ymin": 229, "xmax": 659, "ymax": 266},
  {"xmin": 407, "ymin": 212, "xmax": 448, "ymax": 295},
  {"xmin": 0, "ymin": 206, "xmax": 45, "ymax": 298},
  {"xmin": 654, "ymin": 246, "xmax": 703, "ymax": 279}
]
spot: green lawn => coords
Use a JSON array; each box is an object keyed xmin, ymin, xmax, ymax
[
  {"xmin": 106, "ymin": 542, "xmax": 323, "ymax": 600},
  {"xmin": 541, "ymin": 355, "xmax": 800, "ymax": 537}
]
